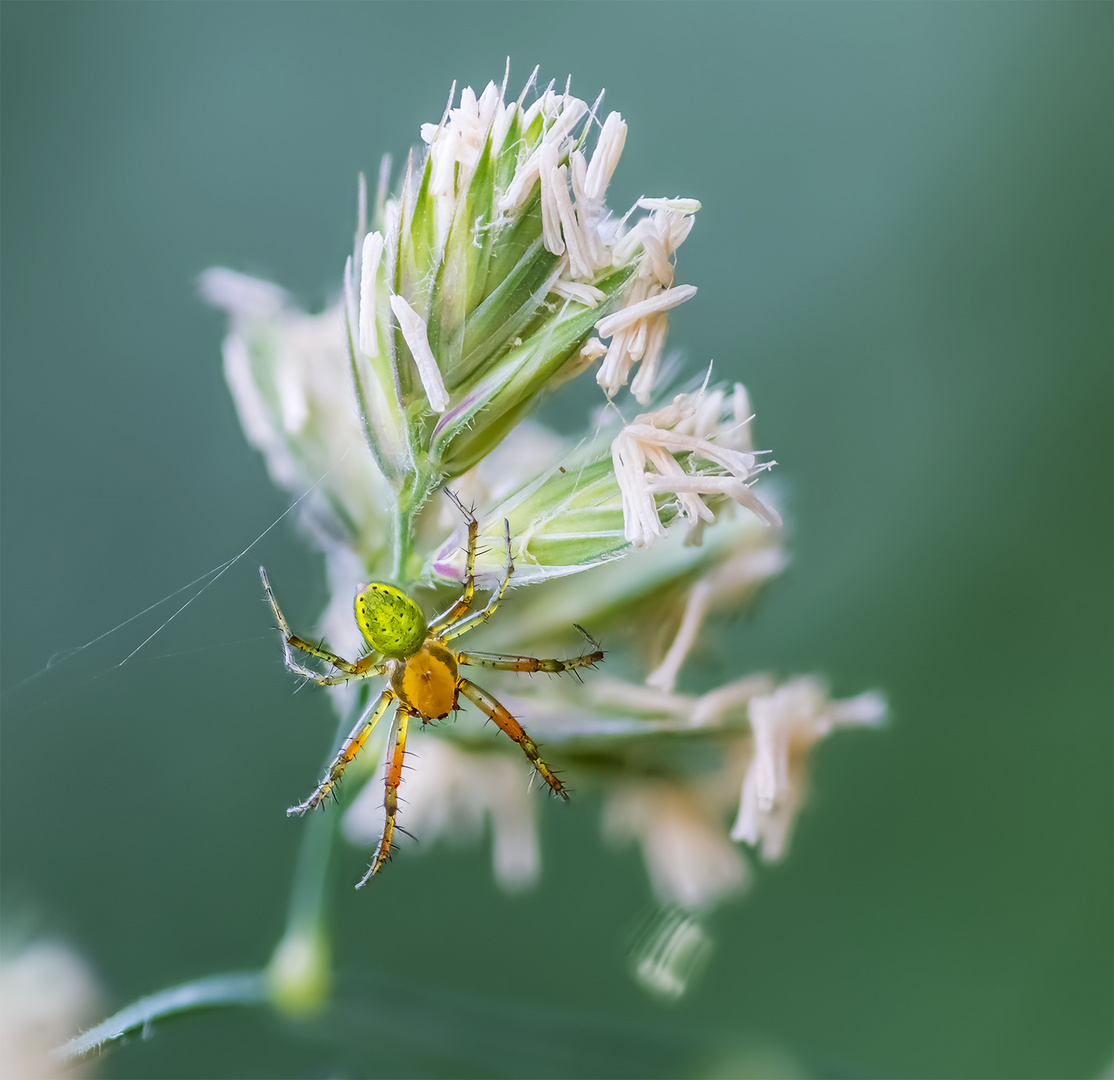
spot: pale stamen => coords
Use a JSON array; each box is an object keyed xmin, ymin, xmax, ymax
[
  {"xmin": 595, "ymin": 283, "xmax": 697, "ymax": 339},
  {"xmin": 358, "ymin": 231, "xmax": 385, "ymax": 358},
  {"xmin": 389, "ymin": 295, "xmax": 450, "ymax": 413}
]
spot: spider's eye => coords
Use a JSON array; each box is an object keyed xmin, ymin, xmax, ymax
[{"xmin": 355, "ymin": 583, "xmax": 427, "ymax": 658}]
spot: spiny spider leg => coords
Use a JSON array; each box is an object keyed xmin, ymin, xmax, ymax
[
  {"xmin": 428, "ymin": 491, "xmax": 479, "ymax": 636},
  {"xmin": 261, "ymin": 566, "xmax": 384, "ymax": 686},
  {"xmin": 457, "ymin": 678, "xmax": 567, "ymax": 800},
  {"xmin": 303, "ymin": 658, "xmax": 386, "ymax": 688},
  {"xmin": 356, "ymin": 704, "xmax": 412, "ymax": 888},
  {"xmin": 262, "ymin": 566, "xmax": 359, "ymax": 673},
  {"xmin": 456, "ymin": 641, "xmax": 604, "ymax": 675},
  {"xmin": 439, "ymin": 520, "xmax": 513, "ymax": 644},
  {"xmin": 287, "ymin": 689, "xmax": 395, "ymax": 815}
]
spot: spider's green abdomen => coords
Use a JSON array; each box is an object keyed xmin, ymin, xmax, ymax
[{"xmin": 355, "ymin": 583, "xmax": 427, "ymax": 658}]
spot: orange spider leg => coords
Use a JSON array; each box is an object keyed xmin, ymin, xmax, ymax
[
  {"xmin": 356, "ymin": 703, "xmax": 412, "ymax": 888},
  {"xmin": 456, "ymin": 634, "xmax": 603, "ymax": 677},
  {"xmin": 428, "ymin": 492, "xmax": 479, "ymax": 636},
  {"xmin": 287, "ymin": 689, "xmax": 395, "ymax": 816},
  {"xmin": 439, "ymin": 520, "xmax": 513, "ymax": 644},
  {"xmin": 457, "ymin": 678, "xmax": 567, "ymax": 800}
]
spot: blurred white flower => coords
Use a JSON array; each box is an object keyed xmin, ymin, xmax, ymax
[
  {"xmin": 587, "ymin": 672, "xmax": 775, "ymax": 731},
  {"xmin": 732, "ymin": 678, "xmax": 887, "ymax": 859},
  {"xmin": 628, "ymin": 908, "xmax": 714, "ymax": 1001},
  {"xmin": 200, "ymin": 268, "xmax": 392, "ymax": 563},
  {"xmin": 604, "ymin": 777, "xmax": 749, "ymax": 911},
  {"xmin": 0, "ymin": 941, "xmax": 99, "ymax": 1079},
  {"xmin": 500, "ymin": 672, "xmax": 883, "ymax": 909},
  {"xmin": 645, "ymin": 528, "xmax": 787, "ymax": 693}
]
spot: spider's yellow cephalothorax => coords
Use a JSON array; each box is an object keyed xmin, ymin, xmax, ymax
[{"xmin": 260, "ymin": 492, "xmax": 603, "ymax": 888}]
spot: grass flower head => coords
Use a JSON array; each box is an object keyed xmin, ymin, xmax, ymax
[{"xmin": 205, "ymin": 66, "xmax": 882, "ymax": 996}]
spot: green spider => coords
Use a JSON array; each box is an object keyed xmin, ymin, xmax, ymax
[{"xmin": 261, "ymin": 493, "xmax": 603, "ymax": 887}]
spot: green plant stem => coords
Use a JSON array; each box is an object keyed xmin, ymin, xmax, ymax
[
  {"xmin": 391, "ymin": 501, "xmax": 412, "ymax": 583},
  {"xmin": 284, "ymin": 795, "xmax": 335, "ymax": 940},
  {"xmin": 54, "ymin": 971, "xmax": 268, "ymax": 1062},
  {"xmin": 391, "ymin": 468, "xmax": 434, "ymax": 583},
  {"xmin": 265, "ymin": 703, "xmax": 357, "ymax": 1007}
]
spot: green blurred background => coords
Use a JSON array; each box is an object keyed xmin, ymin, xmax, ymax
[{"xmin": 2, "ymin": 3, "xmax": 1110, "ymax": 1077}]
